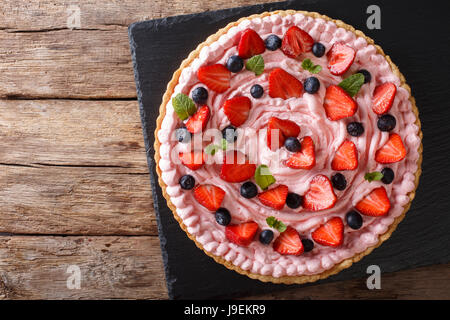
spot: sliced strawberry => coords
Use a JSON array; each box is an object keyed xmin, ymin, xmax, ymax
[
  {"xmin": 197, "ymin": 64, "xmax": 231, "ymax": 93},
  {"xmin": 331, "ymin": 140, "xmax": 358, "ymax": 171},
  {"xmin": 185, "ymin": 105, "xmax": 210, "ymax": 134},
  {"xmin": 375, "ymin": 133, "xmax": 407, "ymax": 164},
  {"xmin": 222, "ymin": 96, "xmax": 251, "ymax": 127},
  {"xmin": 273, "ymin": 226, "xmax": 304, "ymax": 255},
  {"xmin": 225, "ymin": 221, "xmax": 259, "ymax": 246},
  {"xmin": 303, "ymin": 175, "xmax": 337, "ymax": 211},
  {"xmin": 311, "ymin": 217, "xmax": 344, "ymax": 247},
  {"xmin": 323, "ymin": 85, "xmax": 358, "ymax": 121},
  {"xmin": 285, "ymin": 136, "xmax": 316, "ymax": 169},
  {"xmin": 220, "ymin": 150, "xmax": 256, "ymax": 183},
  {"xmin": 267, "ymin": 117, "xmax": 301, "ymax": 151},
  {"xmin": 178, "ymin": 151, "xmax": 205, "ymax": 171},
  {"xmin": 355, "ymin": 186, "xmax": 391, "ymax": 216},
  {"xmin": 238, "ymin": 29, "xmax": 265, "ymax": 59},
  {"xmin": 281, "ymin": 26, "xmax": 314, "ymax": 58},
  {"xmin": 372, "ymin": 82, "xmax": 397, "ymax": 115},
  {"xmin": 258, "ymin": 185, "xmax": 289, "ymax": 210},
  {"xmin": 327, "ymin": 42, "xmax": 356, "ymax": 76},
  {"xmin": 193, "ymin": 184, "xmax": 225, "ymax": 211},
  {"xmin": 268, "ymin": 68, "xmax": 303, "ymax": 99}
]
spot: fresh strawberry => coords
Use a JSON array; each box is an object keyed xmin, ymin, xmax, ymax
[
  {"xmin": 327, "ymin": 42, "xmax": 356, "ymax": 76},
  {"xmin": 281, "ymin": 26, "xmax": 314, "ymax": 58},
  {"xmin": 355, "ymin": 186, "xmax": 391, "ymax": 216},
  {"xmin": 331, "ymin": 140, "xmax": 358, "ymax": 171},
  {"xmin": 267, "ymin": 117, "xmax": 301, "ymax": 151},
  {"xmin": 220, "ymin": 150, "xmax": 256, "ymax": 183},
  {"xmin": 268, "ymin": 68, "xmax": 303, "ymax": 99},
  {"xmin": 273, "ymin": 226, "xmax": 304, "ymax": 255},
  {"xmin": 225, "ymin": 221, "xmax": 259, "ymax": 246},
  {"xmin": 193, "ymin": 184, "xmax": 225, "ymax": 211},
  {"xmin": 238, "ymin": 29, "xmax": 265, "ymax": 59},
  {"xmin": 323, "ymin": 85, "xmax": 358, "ymax": 121},
  {"xmin": 303, "ymin": 175, "xmax": 337, "ymax": 211},
  {"xmin": 372, "ymin": 82, "xmax": 397, "ymax": 115},
  {"xmin": 375, "ymin": 133, "xmax": 407, "ymax": 164},
  {"xmin": 258, "ymin": 184, "xmax": 289, "ymax": 210},
  {"xmin": 311, "ymin": 217, "xmax": 344, "ymax": 247},
  {"xmin": 285, "ymin": 136, "xmax": 316, "ymax": 169},
  {"xmin": 185, "ymin": 105, "xmax": 210, "ymax": 134},
  {"xmin": 197, "ymin": 64, "xmax": 231, "ymax": 93},
  {"xmin": 178, "ymin": 151, "xmax": 205, "ymax": 171},
  {"xmin": 223, "ymin": 96, "xmax": 251, "ymax": 127}
]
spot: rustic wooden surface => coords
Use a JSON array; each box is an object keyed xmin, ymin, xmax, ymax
[{"xmin": 0, "ymin": 0, "xmax": 448, "ymax": 300}]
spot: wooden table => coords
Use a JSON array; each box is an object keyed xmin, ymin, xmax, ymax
[{"xmin": 0, "ymin": 0, "xmax": 448, "ymax": 300}]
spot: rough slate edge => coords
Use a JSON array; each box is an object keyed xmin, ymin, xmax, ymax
[{"xmin": 129, "ymin": 0, "xmax": 450, "ymax": 300}]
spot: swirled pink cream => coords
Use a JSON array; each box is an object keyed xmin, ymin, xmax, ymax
[{"xmin": 157, "ymin": 13, "xmax": 421, "ymax": 278}]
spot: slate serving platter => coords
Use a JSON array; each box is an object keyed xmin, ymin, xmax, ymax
[{"xmin": 129, "ymin": 0, "xmax": 450, "ymax": 300}]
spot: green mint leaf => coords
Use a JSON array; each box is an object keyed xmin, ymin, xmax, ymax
[
  {"xmin": 254, "ymin": 165, "xmax": 276, "ymax": 190},
  {"xmin": 301, "ymin": 58, "xmax": 322, "ymax": 74},
  {"xmin": 266, "ymin": 216, "xmax": 287, "ymax": 233},
  {"xmin": 338, "ymin": 73, "xmax": 365, "ymax": 97},
  {"xmin": 221, "ymin": 139, "xmax": 228, "ymax": 150},
  {"xmin": 205, "ymin": 144, "xmax": 219, "ymax": 156},
  {"xmin": 245, "ymin": 55, "xmax": 264, "ymax": 76},
  {"xmin": 172, "ymin": 93, "xmax": 197, "ymax": 120},
  {"xmin": 364, "ymin": 171, "xmax": 384, "ymax": 182}
]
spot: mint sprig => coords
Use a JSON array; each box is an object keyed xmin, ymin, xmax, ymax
[
  {"xmin": 301, "ymin": 58, "xmax": 322, "ymax": 74},
  {"xmin": 266, "ymin": 216, "xmax": 287, "ymax": 233},
  {"xmin": 254, "ymin": 165, "xmax": 276, "ymax": 190},
  {"xmin": 245, "ymin": 55, "xmax": 264, "ymax": 76},
  {"xmin": 364, "ymin": 171, "xmax": 384, "ymax": 182},
  {"xmin": 338, "ymin": 73, "xmax": 365, "ymax": 97},
  {"xmin": 172, "ymin": 93, "xmax": 197, "ymax": 120},
  {"xmin": 204, "ymin": 139, "xmax": 227, "ymax": 156}
]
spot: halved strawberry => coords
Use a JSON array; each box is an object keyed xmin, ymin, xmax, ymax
[
  {"xmin": 375, "ymin": 133, "xmax": 407, "ymax": 164},
  {"xmin": 225, "ymin": 221, "xmax": 259, "ymax": 246},
  {"xmin": 285, "ymin": 136, "xmax": 316, "ymax": 169},
  {"xmin": 223, "ymin": 96, "xmax": 251, "ymax": 127},
  {"xmin": 258, "ymin": 184, "xmax": 289, "ymax": 210},
  {"xmin": 197, "ymin": 64, "xmax": 231, "ymax": 93},
  {"xmin": 193, "ymin": 184, "xmax": 226, "ymax": 211},
  {"xmin": 220, "ymin": 150, "xmax": 256, "ymax": 183},
  {"xmin": 331, "ymin": 140, "xmax": 358, "ymax": 171},
  {"xmin": 303, "ymin": 175, "xmax": 337, "ymax": 211},
  {"xmin": 238, "ymin": 29, "xmax": 265, "ymax": 59},
  {"xmin": 355, "ymin": 186, "xmax": 391, "ymax": 216},
  {"xmin": 372, "ymin": 82, "xmax": 397, "ymax": 115},
  {"xmin": 267, "ymin": 117, "xmax": 301, "ymax": 151},
  {"xmin": 311, "ymin": 217, "xmax": 344, "ymax": 247},
  {"xmin": 178, "ymin": 150, "xmax": 205, "ymax": 171},
  {"xmin": 185, "ymin": 105, "xmax": 210, "ymax": 134},
  {"xmin": 273, "ymin": 226, "xmax": 304, "ymax": 255},
  {"xmin": 327, "ymin": 42, "xmax": 356, "ymax": 76},
  {"xmin": 281, "ymin": 26, "xmax": 314, "ymax": 58},
  {"xmin": 268, "ymin": 68, "xmax": 303, "ymax": 99},
  {"xmin": 323, "ymin": 85, "xmax": 358, "ymax": 121}
]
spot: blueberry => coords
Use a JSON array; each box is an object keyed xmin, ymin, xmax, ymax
[
  {"xmin": 240, "ymin": 181, "xmax": 258, "ymax": 199},
  {"xmin": 175, "ymin": 127, "xmax": 191, "ymax": 143},
  {"xmin": 284, "ymin": 137, "xmax": 302, "ymax": 152},
  {"xmin": 357, "ymin": 69, "xmax": 372, "ymax": 84},
  {"xmin": 179, "ymin": 174, "xmax": 195, "ymax": 190},
  {"xmin": 331, "ymin": 173, "xmax": 347, "ymax": 191},
  {"xmin": 346, "ymin": 210, "xmax": 363, "ymax": 230},
  {"xmin": 226, "ymin": 55, "xmax": 244, "ymax": 73},
  {"xmin": 191, "ymin": 87, "xmax": 208, "ymax": 104},
  {"xmin": 250, "ymin": 84, "xmax": 264, "ymax": 98},
  {"xmin": 347, "ymin": 122, "xmax": 365, "ymax": 137},
  {"xmin": 377, "ymin": 114, "xmax": 396, "ymax": 132},
  {"xmin": 304, "ymin": 77, "xmax": 320, "ymax": 94},
  {"xmin": 259, "ymin": 229, "xmax": 274, "ymax": 245},
  {"xmin": 222, "ymin": 125, "xmax": 238, "ymax": 142},
  {"xmin": 381, "ymin": 167, "xmax": 395, "ymax": 184},
  {"xmin": 265, "ymin": 35, "xmax": 282, "ymax": 51},
  {"xmin": 215, "ymin": 208, "xmax": 232, "ymax": 226},
  {"xmin": 286, "ymin": 193, "xmax": 303, "ymax": 209},
  {"xmin": 312, "ymin": 42, "xmax": 326, "ymax": 57},
  {"xmin": 301, "ymin": 239, "xmax": 314, "ymax": 252}
]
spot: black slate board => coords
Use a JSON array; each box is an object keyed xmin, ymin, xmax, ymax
[{"xmin": 129, "ymin": 0, "xmax": 450, "ymax": 300}]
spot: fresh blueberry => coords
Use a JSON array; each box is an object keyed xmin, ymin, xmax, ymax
[
  {"xmin": 286, "ymin": 193, "xmax": 303, "ymax": 209},
  {"xmin": 381, "ymin": 167, "xmax": 395, "ymax": 184},
  {"xmin": 215, "ymin": 208, "xmax": 232, "ymax": 226},
  {"xmin": 240, "ymin": 181, "xmax": 258, "ymax": 199},
  {"xmin": 357, "ymin": 69, "xmax": 372, "ymax": 84},
  {"xmin": 179, "ymin": 174, "xmax": 195, "ymax": 190},
  {"xmin": 301, "ymin": 239, "xmax": 314, "ymax": 252},
  {"xmin": 304, "ymin": 77, "xmax": 320, "ymax": 94},
  {"xmin": 259, "ymin": 229, "xmax": 274, "ymax": 245},
  {"xmin": 222, "ymin": 125, "xmax": 238, "ymax": 142},
  {"xmin": 312, "ymin": 42, "xmax": 326, "ymax": 57},
  {"xmin": 191, "ymin": 87, "xmax": 208, "ymax": 104},
  {"xmin": 284, "ymin": 137, "xmax": 302, "ymax": 152},
  {"xmin": 331, "ymin": 173, "xmax": 347, "ymax": 191},
  {"xmin": 346, "ymin": 210, "xmax": 363, "ymax": 230},
  {"xmin": 377, "ymin": 114, "xmax": 397, "ymax": 132},
  {"xmin": 265, "ymin": 34, "xmax": 282, "ymax": 51},
  {"xmin": 226, "ymin": 55, "xmax": 244, "ymax": 73},
  {"xmin": 250, "ymin": 84, "xmax": 264, "ymax": 98},
  {"xmin": 175, "ymin": 127, "xmax": 191, "ymax": 143},
  {"xmin": 347, "ymin": 122, "xmax": 365, "ymax": 137}
]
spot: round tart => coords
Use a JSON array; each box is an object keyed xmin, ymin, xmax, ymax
[{"xmin": 154, "ymin": 10, "xmax": 422, "ymax": 283}]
